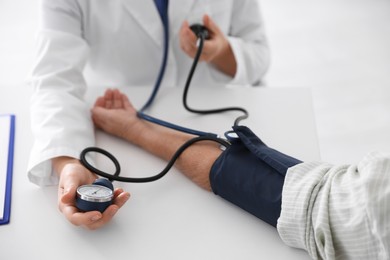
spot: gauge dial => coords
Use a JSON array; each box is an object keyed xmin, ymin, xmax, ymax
[{"xmin": 77, "ymin": 184, "xmax": 113, "ymax": 203}]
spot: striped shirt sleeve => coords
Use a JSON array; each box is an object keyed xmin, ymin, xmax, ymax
[{"xmin": 277, "ymin": 152, "xmax": 390, "ymax": 259}]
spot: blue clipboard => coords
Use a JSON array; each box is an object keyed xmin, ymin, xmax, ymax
[{"xmin": 0, "ymin": 114, "xmax": 15, "ymax": 225}]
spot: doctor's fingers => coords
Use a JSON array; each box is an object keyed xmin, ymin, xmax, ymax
[
  {"xmin": 197, "ymin": 43, "xmax": 219, "ymax": 63},
  {"xmin": 83, "ymin": 189, "xmax": 130, "ymax": 230},
  {"xmin": 57, "ymin": 188, "xmax": 103, "ymax": 228},
  {"xmin": 58, "ymin": 183, "xmax": 81, "ymax": 216},
  {"xmin": 83, "ymin": 205, "xmax": 119, "ymax": 230},
  {"xmin": 57, "ymin": 173, "xmax": 81, "ymax": 207},
  {"xmin": 180, "ymin": 24, "xmax": 198, "ymax": 58},
  {"xmin": 62, "ymin": 205, "xmax": 104, "ymax": 229},
  {"xmin": 113, "ymin": 188, "xmax": 131, "ymax": 209},
  {"xmin": 182, "ymin": 32, "xmax": 222, "ymax": 62},
  {"xmin": 181, "ymin": 40, "xmax": 209, "ymax": 60},
  {"xmin": 203, "ymin": 14, "xmax": 223, "ymax": 36},
  {"xmin": 57, "ymin": 188, "xmax": 129, "ymax": 230},
  {"xmin": 58, "ymin": 184, "xmax": 75, "ymax": 207},
  {"xmin": 59, "ymin": 194, "xmax": 123, "ymax": 230},
  {"xmin": 179, "ymin": 20, "xmax": 197, "ymax": 44}
]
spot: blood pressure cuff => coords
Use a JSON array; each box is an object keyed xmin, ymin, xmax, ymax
[{"xmin": 209, "ymin": 125, "xmax": 302, "ymax": 227}]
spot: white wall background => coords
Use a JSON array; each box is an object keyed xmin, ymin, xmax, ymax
[
  {"xmin": 1, "ymin": 0, "xmax": 390, "ymax": 164},
  {"xmin": 0, "ymin": 0, "xmax": 39, "ymax": 85}
]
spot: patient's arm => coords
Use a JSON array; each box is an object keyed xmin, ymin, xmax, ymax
[{"xmin": 91, "ymin": 88, "xmax": 223, "ymax": 190}]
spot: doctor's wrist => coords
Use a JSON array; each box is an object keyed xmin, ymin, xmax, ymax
[
  {"xmin": 52, "ymin": 156, "xmax": 81, "ymax": 177},
  {"xmin": 209, "ymin": 39, "xmax": 237, "ymax": 77}
]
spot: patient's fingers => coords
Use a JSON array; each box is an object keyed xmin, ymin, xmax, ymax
[{"xmin": 112, "ymin": 89, "xmax": 123, "ymax": 109}]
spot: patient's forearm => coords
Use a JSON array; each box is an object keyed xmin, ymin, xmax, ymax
[{"xmin": 126, "ymin": 122, "xmax": 222, "ymax": 190}]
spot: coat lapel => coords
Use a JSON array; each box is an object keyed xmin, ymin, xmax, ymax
[
  {"xmin": 121, "ymin": 0, "xmax": 164, "ymax": 47},
  {"xmin": 169, "ymin": 0, "xmax": 196, "ymax": 39},
  {"xmin": 121, "ymin": 0, "xmax": 196, "ymax": 46}
]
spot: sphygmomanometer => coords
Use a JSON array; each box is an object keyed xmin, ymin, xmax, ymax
[{"xmin": 76, "ymin": 21, "xmax": 248, "ymax": 213}]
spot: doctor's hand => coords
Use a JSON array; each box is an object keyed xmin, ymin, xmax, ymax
[
  {"xmin": 179, "ymin": 14, "xmax": 237, "ymax": 77},
  {"xmin": 54, "ymin": 156, "xmax": 130, "ymax": 230}
]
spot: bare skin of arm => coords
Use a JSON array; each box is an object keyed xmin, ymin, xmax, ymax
[{"xmin": 91, "ymin": 88, "xmax": 224, "ymax": 191}]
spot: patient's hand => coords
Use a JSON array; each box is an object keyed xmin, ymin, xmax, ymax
[{"xmin": 91, "ymin": 88, "xmax": 147, "ymax": 143}]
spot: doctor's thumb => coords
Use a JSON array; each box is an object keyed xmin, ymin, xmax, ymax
[
  {"xmin": 203, "ymin": 14, "xmax": 221, "ymax": 36},
  {"xmin": 203, "ymin": 15, "xmax": 213, "ymax": 30},
  {"xmin": 60, "ymin": 185, "xmax": 77, "ymax": 204}
]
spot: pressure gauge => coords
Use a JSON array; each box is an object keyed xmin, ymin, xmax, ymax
[{"xmin": 76, "ymin": 179, "xmax": 114, "ymax": 213}]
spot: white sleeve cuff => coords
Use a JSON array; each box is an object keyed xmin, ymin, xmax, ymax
[{"xmin": 27, "ymin": 146, "xmax": 91, "ymax": 186}]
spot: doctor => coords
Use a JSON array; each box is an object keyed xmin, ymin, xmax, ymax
[{"xmin": 28, "ymin": 0, "xmax": 270, "ymax": 229}]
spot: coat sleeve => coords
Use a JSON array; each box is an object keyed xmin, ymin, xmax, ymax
[
  {"xmin": 223, "ymin": 0, "xmax": 270, "ymax": 86},
  {"xmin": 28, "ymin": 0, "xmax": 94, "ymax": 186}
]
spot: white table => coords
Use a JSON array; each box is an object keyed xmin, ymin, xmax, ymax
[{"xmin": 0, "ymin": 85, "xmax": 318, "ymax": 260}]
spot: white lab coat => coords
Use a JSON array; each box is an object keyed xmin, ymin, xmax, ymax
[{"xmin": 28, "ymin": 0, "xmax": 270, "ymax": 186}]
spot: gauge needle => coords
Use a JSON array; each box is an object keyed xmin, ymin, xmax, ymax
[{"xmin": 92, "ymin": 188, "xmax": 101, "ymax": 195}]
